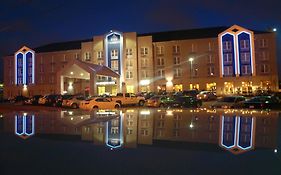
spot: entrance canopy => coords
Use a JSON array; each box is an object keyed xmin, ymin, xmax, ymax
[{"xmin": 59, "ymin": 59, "xmax": 120, "ymax": 79}]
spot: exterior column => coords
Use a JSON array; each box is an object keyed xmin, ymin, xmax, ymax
[{"xmin": 89, "ymin": 72, "xmax": 96, "ymax": 96}]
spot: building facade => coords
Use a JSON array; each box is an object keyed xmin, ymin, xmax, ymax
[{"xmin": 2, "ymin": 25, "xmax": 278, "ymax": 98}]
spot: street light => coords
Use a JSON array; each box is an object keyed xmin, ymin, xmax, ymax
[{"xmin": 189, "ymin": 57, "xmax": 194, "ymax": 89}]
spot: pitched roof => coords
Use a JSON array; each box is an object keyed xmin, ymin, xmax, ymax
[
  {"xmin": 137, "ymin": 26, "xmax": 271, "ymax": 42},
  {"xmin": 34, "ymin": 39, "xmax": 92, "ymax": 53}
]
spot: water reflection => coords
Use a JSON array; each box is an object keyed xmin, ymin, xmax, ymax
[{"xmin": 2, "ymin": 109, "xmax": 279, "ymax": 154}]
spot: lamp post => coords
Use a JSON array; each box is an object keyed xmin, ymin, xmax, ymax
[{"xmin": 189, "ymin": 57, "xmax": 194, "ymax": 89}]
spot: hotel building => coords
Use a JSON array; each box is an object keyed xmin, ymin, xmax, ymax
[{"xmin": 2, "ymin": 25, "xmax": 278, "ymax": 98}]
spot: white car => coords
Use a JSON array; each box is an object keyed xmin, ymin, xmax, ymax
[
  {"xmin": 62, "ymin": 96, "xmax": 85, "ymax": 108},
  {"xmin": 79, "ymin": 97, "xmax": 120, "ymax": 110}
]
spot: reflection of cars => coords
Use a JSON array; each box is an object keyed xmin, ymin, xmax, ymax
[
  {"xmin": 243, "ymin": 96, "xmax": 280, "ymax": 109},
  {"xmin": 24, "ymin": 95, "xmax": 43, "ymax": 105},
  {"xmin": 79, "ymin": 97, "xmax": 120, "ymax": 110},
  {"xmin": 171, "ymin": 96, "xmax": 202, "ymax": 108},
  {"xmin": 196, "ymin": 91, "xmax": 216, "ymax": 101},
  {"xmin": 145, "ymin": 96, "xmax": 174, "ymax": 107},
  {"xmin": 211, "ymin": 96, "xmax": 245, "ymax": 109},
  {"xmin": 62, "ymin": 96, "xmax": 86, "ymax": 108}
]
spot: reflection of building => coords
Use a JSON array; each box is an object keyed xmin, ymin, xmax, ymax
[
  {"xmin": 2, "ymin": 109, "xmax": 279, "ymax": 154},
  {"xmin": 219, "ymin": 116, "xmax": 256, "ymax": 154},
  {"xmin": 3, "ymin": 25, "xmax": 278, "ymax": 98},
  {"xmin": 15, "ymin": 114, "xmax": 35, "ymax": 139}
]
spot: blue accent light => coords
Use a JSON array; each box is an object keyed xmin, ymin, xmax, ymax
[
  {"xmin": 237, "ymin": 31, "xmax": 253, "ymax": 76},
  {"xmin": 105, "ymin": 112, "xmax": 123, "ymax": 149},
  {"xmin": 237, "ymin": 117, "xmax": 254, "ymax": 150},
  {"xmin": 221, "ymin": 116, "xmax": 237, "ymax": 149},
  {"xmin": 15, "ymin": 114, "xmax": 35, "ymax": 139},
  {"xmin": 220, "ymin": 33, "xmax": 236, "ymax": 76}
]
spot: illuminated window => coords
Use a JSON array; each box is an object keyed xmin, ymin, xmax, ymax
[
  {"xmin": 208, "ymin": 42, "xmax": 212, "ymax": 51},
  {"xmin": 97, "ymin": 51, "xmax": 103, "ymax": 59},
  {"xmin": 240, "ymin": 40, "xmax": 250, "ymax": 50},
  {"xmin": 39, "ymin": 65, "xmax": 44, "ymax": 73},
  {"xmin": 224, "ymin": 66, "xmax": 233, "ymax": 76},
  {"xmin": 98, "ymin": 60, "xmax": 104, "ymax": 65},
  {"xmin": 156, "ymin": 46, "xmax": 164, "ymax": 55},
  {"xmin": 241, "ymin": 65, "xmax": 251, "ymax": 75},
  {"xmin": 157, "ymin": 57, "xmax": 165, "ymax": 66},
  {"xmin": 127, "ymin": 129, "xmax": 133, "ymax": 135},
  {"xmin": 157, "ymin": 69, "xmax": 165, "ymax": 78},
  {"xmin": 261, "ymin": 64, "xmax": 270, "ymax": 73},
  {"xmin": 85, "ymin": 52, "xmax": 91, "ymax": 61},
  {"xmin": 75, "ymin": 53, "xmax": 79, "ymax": 59},
  {"xmin": 173, "ymin": 45, "xmax": 180, "ymax": 54},
  {"xmin": 141, "ymin": 70, "xmax": 148, "ymax": 78},
  {"xmin": 140, "ymin": 47, "xmax": 148, "ymax": 56},
  {"xmin": 141, "ymin": 58, "xmax": 148, "ymax": 67},
  {"xmin": 174, "ymin": 56, "xmax": 180, "ymax": 65},
  {"xmin": 240, "ymin": 52, "xmax": 250, "ymax": 62},
  {"xmin": 126, "ymin": 59, "xmax": 133, "ymax": 68},
  {"xmin": 174, "ymin": 68, "xmax": 182, "ymax": 78},
  {"xmin": 126, "ymin": 48, "xmax": 133, "ymax": 56},
  {"xmin": 111, "ymin": 49, "xmax": 118, "ymax": 59},
  {"xmin": 111, "ymin": 60, "xmax": 118, "ymax": 71},
  {"xmin": 126, "ymin": 71, "xmax": 133, "ymax": 79},
  {"xmin": 223, "ymin": 53, "xmax": 233, "ymax": 63},
  {"xmin": 223, "ymin": 41, "xmax": 232, "ymax": 51},
  {"xmin": 111, "ymin": 127, "xmax": 119, "ymax": 134}
]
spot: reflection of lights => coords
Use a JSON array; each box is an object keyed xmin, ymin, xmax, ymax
[
  {"xmin": 70, "ymin": 117, "xmax": 73, "ymax": 120},
  {"xmin": 274, "ymin": 149, "xmax": 278, "ymax": 153},
  {"xmin": 189, "ymin": 123, "xmax": 194, "ymax": 128},
  {"xmin": 140, "ymin": 110, "xmax": 150, "ymax": 115},
  {"xmin": 166, "ymin": 110, "xmax": 173, "ymax": 116}
]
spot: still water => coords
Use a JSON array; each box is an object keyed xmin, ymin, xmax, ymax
[{"xmin": 0, "ymin": 108, "xmax": 280, "ymax": 175}]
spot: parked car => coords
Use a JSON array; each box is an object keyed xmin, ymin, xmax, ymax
[
  {"xmin": 196, "ymin": 91, "xmax": 216, "ymax": 101},
  {"xmin": 62, "ymin": 96, "xmax": 86, "ymax": 108},
  {"xmin": 170, "ymin": 96, "xmax": 202, "ymax": 108},
  {"xmin": 38, "ymin": 94, "xmax": 61, "ymax": 106},
  {"xmin": 145, "ymin": 95, "xmax": 169, "ymax": 107},
  {"xmin": 211, "ymin": 96, "xmax": 245, "ymax": 109},
  {"xmin": 10, "ymin": 95, "xmax": 29, "ymax": 104},
  {"xmin": 79, "ymin": 97, "xmax": 120, "ymax": 110},
  {"xmin": 175, "ymin": 90, "xmax": 200, "ymax": 97},
  {"xmin": 56, "ymin": 94, "xmax": 73, "ymax": 107},
  {"xmin": 242, "ymin": 96, "xmax": 280, "ymax": 109},
  {"xmin": 111, "ymin": 93, "xmax": 145, "ymax": 106},
  {"xmin": 24, "ymin": 95, "xmax": 43, "ymax": 105}
]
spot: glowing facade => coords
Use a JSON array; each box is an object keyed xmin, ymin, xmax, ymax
[{"xmin": 15, "ymin": 114, "xmax": 35, "ymax": 139}]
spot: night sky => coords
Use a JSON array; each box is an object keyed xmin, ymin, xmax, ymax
[{"xmin": 0, "ymin": 0, "xmax": 280, "ymax": 81}]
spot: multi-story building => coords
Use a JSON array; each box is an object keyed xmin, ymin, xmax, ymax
[{"xmin": 2, "ymin": 25, "xmax": 278, "ymax": 98}]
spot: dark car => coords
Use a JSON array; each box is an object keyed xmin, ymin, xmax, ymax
[
  {"xmin": 243, "ymin": 96, "xmax": 280, "ymax": 109},
  {"xmin": 175, "ymin": 90, "xmax": 200, "ymax": 97},
  {"xmin": 211, "ymin": 96, "xmax": 245, "ymax": 109},
  {"xmin": 24, "ymin": 95, "xmax": 43, "ymax": 105},
  {"xmin": 44, "ymin": 94, "xmax": 61, "ymax": 106},
  {"xmin": 171, "ymin": 96, "xmax": 202, "ymax": 108},
  {"xmin": 145, "ymin": 95, "xmax": 174, "ymax": 107},
  {"xmin": 10, "ymin": 95, "xmax": 29, "ymax": 104},
  {"xmin": 55, "ymin": 94, "xmax": 73, "ymax": 107}
]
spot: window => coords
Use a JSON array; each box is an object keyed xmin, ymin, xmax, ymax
[
  {"xmin": 97, "ymin": 51, "xmax": 103, "ymax": 59},
  {"xmin": 261, "ymin": 64, "xmax": 269, "ymax": 73},
  {"xmin": 141, "ymin": 47, "xmax": 148, "ymax": 56},
  {"xmin": 75, "ymin": 53, "xmax": 79, "ymax": 59},
  {"xmin": 224, "ymin": 66, "xmax": 233, "ymax": 76},
  {"xmin": 40, "ymin": 57, "xmax": 43, "ymax": 64},
  {"xmin": 260, "ymin": 51, "xmax": 269, "ymax": 61},
  {"xmin": 111, "ymin": 49, "xmax": 118, "ymax": 59},
  {"xmin": 85, "ymin": 52, "xmax": 91, "ymax": 61},
  {"xmin": 126, "ymin": 48, "xmax": 133, "ymax": 56},
  {"xmin": 260, "ymin": 39, "xmax": 268, "ymax": 48},
  {"xmin": 141, "ymin": 58, "xmax": 148, "ymax": 67},
  {"xmin": 157, "ymin": 69, "xmax": 165, "ymax": 77},
  {"xmin": 174, "ymin": 57, "xmax": 180, "ymax": 65},
  {"xmin": 126, "ymin": 59, "xmax": 133, "ymax": 68},
  {"xmin": 191, "ymin": 43, "xmax": 196, "ymax": 52},
  {"xmin": 157, "ymin": 57, "xmax": 165, "ymax": 66},
  {"xmin": 141, "ymin": 129, "xmax": 149, "ymax": 136},
  {"xmin": 156, "ymin": 46, "xmax": 164, "ymax": 55},
  {"xmin": 174, "ymin": 68, "xmax": 182, "ymax": 78},
  {"xmin": 111, "ymin": 60, "xmax": 118, "ymax": 71},
  {"xmin": 207, "ymin": 66, "xmax": 215, "ymax": 76},
  {"xmin": 208, "ymin": 42, "xmax": 212, "ymax": 51},
  {"xmin": 207, "ymin": 55, "xmax": 214, "ymax": 63},
  {"xmin": 50, "ymin": 76, "xmax": 55, "ymax": 84},
  {"xmin": 141, "ymin": 70, "xmax": 148, "ymax": 78},
  {"xmin": 223, "ymin": 41, "xmax": 232, "ymax": 51},
  {"xmin": 240, "ymin": 40, "xmax": 250, "ymax": 50},
  {"xmin": 173, "ymin": 45, "xmax": 180, "ymax": 54},
  {"xmin": 241, "ymin": 65, "xmax": 251, "ymax": 75},
  {"xmin": 40, "ymin": 65, "xmax": 44, "ymax": 73},
  {"xmin": 240, "ymin": 52, "xmax": 250, "ymax": 62},
  {"xmin": 126, "ymin": 71, "xmax": 133, "ymax": 79},
  {"xmin": 127, "ymin": 129, "xmax": 133, "ymax": 135},
  {"xmin": 98, "ymin": 60, "xmax": 104, "ymax": 65},
  {"xmin": 51, "ymin": 64, "xmax": 54, "ymax": 73},
  {"xmin": 223, "ymin": 53, "xmax": 233, "ymax": 63}
]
